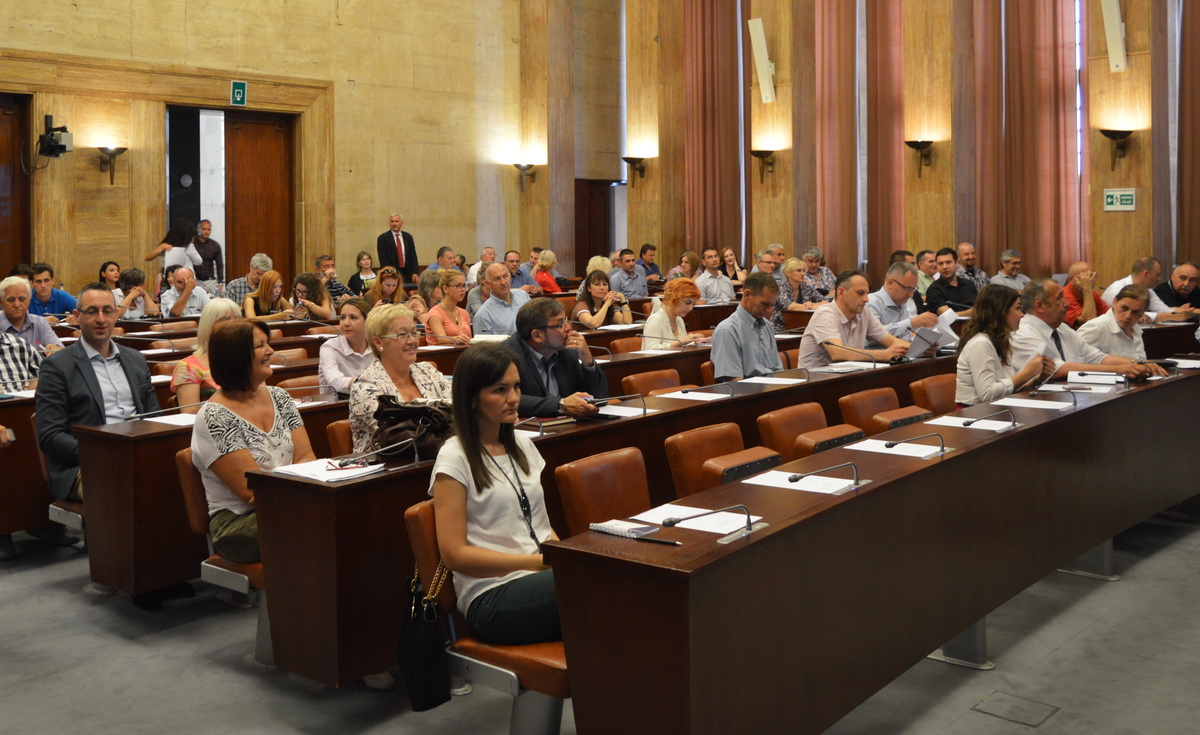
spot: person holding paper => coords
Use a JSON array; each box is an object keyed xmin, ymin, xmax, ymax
[
  {"xmin": 711, "ymin": 272, "xmax": 785, "ymax": 380},
  {"xmin": 797, "ymin": 271, "xmax": 909, "ymax": 369},
  {"xmin": 1010, "ymin": 279, "xmax": 1162, "ymax": 381},
  {"xmin": 430, "ymin": 342, "xmax": 561, "ymax": 644},
  {"xmin": 1077, "ymin": 285, "xmax": 1153, "ymax": 362},
  {"xmin": 867, "ymin": 262, "xmax": 939, "ymax": 342},
  {"xmin": 955, "ymin": 285, "xmax": 1055, "ymax": 405},
  {"xmin": 502, "ymin": 298, "xmax": 606, "ymax": 417},
  {"xmin": 642, "ymin": 278, "xmax": 708, "ymax": 349}
]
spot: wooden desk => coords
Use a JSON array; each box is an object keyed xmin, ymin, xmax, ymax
[
  {"xmin": 72, "ymin": 400, "xmax": 347, "ymax": 596},
  {"xmin": 684, "ymin": 303, "xmax": 737, "ymax": 331},
  {"xmin": 1143, "ymin": 322, "xmax": 1198, "ymax": 359},
  {"xmin": 0, "ymin": 394, "xmax": 52, "ymax": 535},
  {"xmin": 544, "ymin": 371, "xmax": 1200, "ymax": 734},
  {"xmin": 247, "ymin": 357, "xmax": 954, "ymax": 686}
]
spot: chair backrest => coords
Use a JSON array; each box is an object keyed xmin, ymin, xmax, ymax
[
  {"xmin": 151, "ymin": 336, "xmax": 198, "ymax": 351},
  {"xmin": 269, "ymin": 329, "xmax": 283, "ymax": 340},
  {"xmin": 306, "ymin": 325, "xmax": 338, "ymax": 335},
  {"xmin": 150, "ymin": 320, "xmax": 199, "ymax": 332},
  {"xmin": 29, "ymin": 413, "xmax": 48, "ymax": 483},
  {"xmin": 700, "ymin": 361, "xmax": 715, "ymax": 386},
  {"xmin": 608, "ymin": 336, "xmax": 643, "ymax": 354},
  {"xmin": 111, "ymin": 327, "xmax": 125, "ymax": 336},
  {"xmin": 778, "ymin": 351, "xmax": 789, "ymax": 370},
  {"xmin": 327, "ymin": 419, "xmax": 353, "ymax": 457},
  {"xmin": 757, "ymin": 403, "xmax": 828, "ymax": 463},
  {"xmin": 621, "ymin": 369, "xmax": 681, "ymax": 397},
  {"xmin": 555, "ymin": 447, "xmax": 652, "ymax": 536},
  {"xmin": 174, "ymin": 448, "xmax": 211, "ymax": 537},
  {"xmin": 272, "ymin": 348, "xmax": 309, "ymax": 364},
  {"xmin": 151, "ymin": 360, "xmax": 180, "ymax": 376},
  {"xmin": 639, "ymin": 301, "xmax": 655, "ymax": 316},
  {"xmin": 910, "ymin": 374, "xmax": 957, "ymax": 416},
  {"xmin": 782, "ymin": 348, "xmax": 798, "ymax": 371},
  {"xmin": 838, "ymin": 388, "xmax": 899, "ymax": 432},
  {"xmin": 403, "ymin": 500, "xmax": 460, "ymax": 616},
  {"xmin": 278, "ymin": 374, "xmax": 321, "ymax": 398},
  {"xmin": 664, "ymin": 422, "xmax": 744, "ymax": 497}
]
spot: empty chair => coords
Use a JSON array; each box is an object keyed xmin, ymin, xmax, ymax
[
  {"xmin": 639, "ymin": 301, "xmax": 655, "ymax": 317},
  {"xmin": 270, "ymin": 347, "xmax": 308, "ymax": 365},
  {"xmin": 277, "ymin": 374, "xmax": 322, "ymax": 399},
  {"xmin": 405, "ymin": 500, "xmax": 569, "ymax": 735},
  {"xmin": 306, "ymin": 325, "xmax": 338, "ymax": 335},
  {"xmin": 149, "ymin": 320, "xmax": 199, "ymax": 332},
  {"xmin": 150, "ymin": 335, "xmax": 199, "ymax": 351},
  {"xmin": 781, "ymin": 348, "xmax": 798, "ymax": 371},
  {"xmin": 176, "ymin": 448, "xmax": 273, "ymax": 668},
  {"xmin": 839, "ymin": 387, "xmax": 933, "ymax": 437},
  {"xmin": 326, "ymin": 420, "xmax": 353, "ymax": 457},
  {"xmin": 910, "ymin": 374, "xmax": 957, "ymax": 417},
  {"xmin": 151, "ymin": 360, "xmax": 180, "ymax": 376},
  {"xmin": 700, "ymin": 361, "xmax": 715, "ymax": 386},
  {"xmin": 608, "ymin": 336, "xmax": 643, "ymax": 355},
  {"xmin": 778, "ymin": 351, "xmax": 790, "ymax": 370},
  {"xmin": 664, "ymin": 422, "xmax": 780, "ymax": 497},
  {"xmin": 757, "ymin": 403, "xmax": 865, "ymax": 463},
  {"xmin": 555, "ymin": 447, "xmax": 653, "ymax": 536},
  {"xmin": 30, "ymin": 413, "xmax": 84, "ymax": 534},
  {"xmin": 622, "ymin": 369, "xmax": 692, "ymax": 397},
  {"xmin": 269, "ymin": 329, "xmax": 283, "ymax": 340}
]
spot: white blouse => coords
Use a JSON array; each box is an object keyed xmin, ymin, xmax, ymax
[
  {"xmin": 318, "ymin": 335, "xmax": 377, "ymax": 396},
  {"xmin": 955, "ymin": 333, "xmax": 1018, "ymax": 406},
  {"xmin": 641, "ymin": 304, "xmax": 687, "ymax": 350},
  {"xmin": 1075, "ymin": 310, "xmax": 1146, "ymax": 361}
]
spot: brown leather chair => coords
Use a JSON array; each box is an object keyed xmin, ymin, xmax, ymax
[
  {"xmin": 700, "ymin": 361, "xmax": 715, "ymax": 386},
  {"xmin": 608, "ymin": 336, "xmax": 643, "ymax": 355},
  {"xmin": 910, "ymin": 374, "xmax": 957, "ymax": 416},
  {"xmin": 151, "ymin": 360, "xmax": 180, "ymax": 376},
  {"xmin": 622, "ymin": 369, "xmax": 683, "ymax": 397},
  {"xmin": 149, "ymin": 320, "xmax": 199, "ymax": 332},
  {"xmin": 277, "ymin": 374, "xmax": 322, "ymax": 399},
  {"xmin": 782, "ymin": 348, "xmax": 798, "ymax": 371},
  {"xmin": 405, "ymin": 500, "xmax": 569, "ymax": 733},
  {"xmin": 271, "ymin": 348, "xmax": 308, "ymax": 365},
  {"xmin": 306, "ymin": 325, "xmax": 338, "ymax": 335},
  {"xmin": 757, "ymin": 403, "xmax": 866, "ymax": 462},
  {"xmin": 555, "ymin": 447, "xmax": 652, "ymax": 536},
  {"xmin": 839, "ymin": 387, "xmax": 933, "ymax": 436},
  {"xmin": 176, "ymin": 448, "xmax": 272, "ymax": 667},
  {"xmin": 326, "ymin": 420, "xmax": 353, "ymax": 457},
  {"xmin": 268, "ymin": 328, "xmax": 283, "ymax": 340},
  {"xmin": 111, "ymin": 327, "xmax": 126, "ymax": 336},
  {"xmin": 150, "ymin": 335, "xmax": 199, "ymax": 351},
  {"xmin": 639, "ymin": 300, "xmax": 655, "ymax": 317},
  {"xmin": 30, "ymin": 413, "xmax": 85, "ymax": 533},
  {"xmin": 665, "ymin": 423, "xmax": 779, "ymax": 497}
]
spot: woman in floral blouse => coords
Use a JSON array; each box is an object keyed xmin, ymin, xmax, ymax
[{"xmin": 799, "ymin": 246, "xmax": 837, "ymax": 303}]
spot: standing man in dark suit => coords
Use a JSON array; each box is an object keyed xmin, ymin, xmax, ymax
[
  {"xmin": 35, "ymin": 283, "xmax": 159, "ymax": 502},
  {"xmin": 501, "ymin": 298, "xmax": 607, "ymax": 418},
  {"xmin": 376, "ymin": 213, "xmax": 420, "ymax": 284}
]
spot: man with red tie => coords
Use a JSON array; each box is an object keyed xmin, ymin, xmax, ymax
[{"xmin": 376, "ymin": 213, "xmax": 420, "ymax": 284}]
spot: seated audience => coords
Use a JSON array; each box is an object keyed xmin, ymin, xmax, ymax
[
  {"xmin": 162, "ymin": 267, "xmax": 212, "ymax": 317},
  {"xmin": 721, "ymin": 247, "xmax": 747, "ymax": 287},
  {"xmin": 572, "ymin": 270, "xmax": 632, "ymax": 329},
  {"xmin": 466, "ymin": 278, "xmax": 490, "ymax": 318},
  {"xmin": 955, "ymin": 285, "xmax": 1054, "ymax": 405},
  {"xmin": 772, "ymin": 257, "xmax": 818, "ymax": 332},
  {"xmin": 925, "ymin": 247, "xmax": 978, "ymax": 315},
  {"xmin": 798, "ymin": 246, "xmax": 836, "ymax": 300},
  {"xmin": 1101, "ymin": 257, "xmax": 1193, "ymax": 322},
  {"xmin": 585, "ymin": 255, "xmax": 611, "ymax": 277},
  {"xmin": 243, "ymin": 270, "xmax": 296, "ymax": 321},
  {"xmin": 424, "ymin": 246, "xmax": 459, "ymax": 274},
  {"xmin": 502, "ymin": 298, "xmax": 606, "ymax": 417},
  {"xmin": 115, "ymin": 267, "xmax": 159, "ymax": 318},
  {"xmin": 0, "ymin": 331, "xmax": 41, "ymax": 391},
  {"xmin": 366, "ymin": 266, "xmax": 405, "ymax": 308},
  {"xmin": 609, "ymin": 248, "xmax": 649, "ymax": 299},
  {"xmin": 192, "ymin": 318, "xmax": 314, "ymax": 564},
  {"xmin": 466, "ymin": 246, "xmax": 496, "ymax": 287},
  {"xmin": 29, "ymin": 263, "xmax": 77, "ymax": 323},
  {"xmin": 915, "ymin": 249, "xmax": 936, "ymax": 296},
  {"xmin": 712, "ymin": 272, "xmax": 784, "ymax": 380},
  {"xmin": 667, "ymin": 251, "xmax": 701, "ymax": 281},
  {"xmin": 1077, "ymin": 284, "xmax": 1153, "ymax": 362},
  {"xmin": 347, "ymin": 250, "xmax": 378, "ymax": 296},
  {"xmin": 889, "ymin": 250, "xmax": 916, "ymax": 265},
  {"xmin": 314, "ymin": 254, "xmax": 354, "ymax": 303},
  {"xmin": 429, "ymin": 342, "xmax": 561, "ymax": 645},
  {"xmin": 1062, "ymin": 261, "xmax": 1108, "ymax": 327},
  {"xmin": 349, "ymin": 303, "xmax": 451, "ymax": 452},
  {"xmin": 990, "ymin": 249, "xmax": 1030, "ymax": 291},
  {"xmin": 475, "ymin": 263, "xmax": 532, "ymax": 335},
  {"xmin": 172, "ymin": 298, "xmax": 242, "ymax": 413},
  {"xmin": 955, "ymin": 241, "xmax": 990, "ymax": 291},
  {"xmin": 1153, "ymin": 262, "xmax": 1200, "ymax": 310},
  {"xmin": 506, "ymin": 249, "xmax": 541, "ymax": 293},
  {"xmin": 291, "ymin": 272, "xmax": 333, "ymax": 320},
  {"xmin": 531, "ymin": 250, "xmax": 561, "ymax": 294},
  {"xmin": 519, "ymin": 247, "xmax": 543, "ymax": 276},
  {"xmin": 797, "ymin": 271, "xmax": 909, "ymax": 369},
  {"xmin": 99, "ymin": 261, "xmax": 122, "ymax": 297},
  {"xmin": 411, "ymin": 268, "xmax": 443, "ymax": 326},
  {"xmin": 0, "ymin": 276, "xmax": 64, "ymax": 353},
  {"xmin": 694, "ymin": 247, "xmax": 736, "ymax": 304},
  {"xmin": 866, "ymin": 262, "xmax": 939, "ymax": 341},
  {"xmin": 319, "ymin": 298, "xmax": 376, "ymax": 399},
  {"xmin": 637, "ymin": 243, "xmax": 662, "ymax": 283},
  {"xmin": 224, "ymin": 253, "xmax": 273, "ymax": 307},
  {"xmin": 642, "ymin": 278, "xmax": 706, "ymax": 349},
  {"xmin": 426, "ymin": 269, "xmax": 473, "ymax": 345}
]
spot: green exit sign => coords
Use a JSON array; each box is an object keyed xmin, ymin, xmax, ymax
[
  {"xmin": 1103, "ymin": 188, "xmax": 1136, "ymax": 211},
  {"xmin": 230, "ymin": 80, "xmax": 247, "ymax": 107}
]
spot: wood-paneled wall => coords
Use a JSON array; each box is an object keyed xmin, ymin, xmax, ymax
[{"xmin": 748, "ymin": 0, "xmax": 795, "ymax": 256}]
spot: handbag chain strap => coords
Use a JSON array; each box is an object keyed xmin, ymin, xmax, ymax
[{"xmin": 411, "ymin": 561, "xmax": 449, "ymax": 620}]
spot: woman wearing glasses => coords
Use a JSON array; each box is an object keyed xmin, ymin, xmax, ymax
[
  {"xmin": 425, "ymin": 269, "xmax": 473, "ymax": 345},
  {"xmin": 349, "ymin": 303, "xmax": 451, "ymax": 452},
  {"xmin": 430, "ymin": 342, "xmax": 560, "ymax": 644}
]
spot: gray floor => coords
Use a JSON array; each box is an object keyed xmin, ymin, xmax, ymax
[{"xmin": 1, "ymin": 517, "xmax": 1197, "ymax": 734}]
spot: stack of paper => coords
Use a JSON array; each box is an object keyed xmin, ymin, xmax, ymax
[
  {"xmin": 632, "ymin": 504, "xmax": 762, "ymax": 534},
  {"xmin": 273, "ymin": 459, "xmax": 387, "ymax": 482}
]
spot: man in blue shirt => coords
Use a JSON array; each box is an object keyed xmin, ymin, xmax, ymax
[
  {"xmin": 30, "ymin": 263, "xmax": 77, "ymax": 323},
  {"xmin": 636, "ymin": 243, "xmax": 662, "ymax": 284},
  {"xmin": 475, "ymin": 263, "xmax": 533, "ymax": 335},
  {"xmin": 423, "ymin": 246, "xmax": 460, "ymax": 273},
  {"xmin": 505, "ymin": 249, "xmax": 541, "ymax": 294},
  {"xmin": 711, "ymin": 272, "xmax": 783, "ymax": 381},
  {"xmin": 608, "ymin": 249, "xmax": 648, "ymax": 299}
]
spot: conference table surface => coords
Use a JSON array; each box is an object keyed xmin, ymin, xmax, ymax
[{"xmin": 543, "ymin": 369, "xmax": 1200, "ymax": 734}]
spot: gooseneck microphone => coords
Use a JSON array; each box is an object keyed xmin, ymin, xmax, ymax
[
  {"xmin": 1029, "ymin": 386, "xmax": 1077, "ymax": 406},
  {"xmin": 884, "ymin": 432, "xmax": 948, "ymax": 456},
  {"xmin": 820, "ymin": 340, "xmax": 878, "ymax": 369},
  {"xmin": 788, "ymin": 461, "xmax": 863, "ymax": 489},
  {"xmin": 586, "ymin": 393, "xmax": 649, "ymax": 418},
  {"xmin": 335, "ymin": 436, "xmax": 419, "ymax": 467},
  {"xmin": 680, "ymin": 381, "xmax": 735, "ymax": 396},
  {"xmin": 514, "ymin": 417, "xmax": 546, "ymax": 437},
  {"xmin": 962, "ymin": 409, "xmax": 1016, "ymax": 428}
]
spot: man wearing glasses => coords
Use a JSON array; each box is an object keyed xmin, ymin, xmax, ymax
[
  {"xmin": 867, "ymin": 262, "xmax": 938, "ymax": 344},
  {"xmin": 502, "ymin": 298, "xmax": 607, "ymax": 418},
  {"xmin": 36, "ymin": 283, "xmax": 159, "ymax": 502}
]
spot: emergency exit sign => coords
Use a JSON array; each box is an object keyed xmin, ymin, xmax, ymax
[
  {"xmin": 230, "ymin": 80, "xmax": 247, "ymax": 107},
  {"xmin": 1103, "ymin": 188, "xmax": 1136, "ymax": 211}
]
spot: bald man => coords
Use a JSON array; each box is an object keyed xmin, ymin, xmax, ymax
[
  {"xmin": 1062, "ymin": 261, "xmax": 1108, "ymax": 328},
  {"xmin": 161, "ymin": 267, "xmax": 211, "ymax": 317},
  {"xmin": 1154, "ymin": 262, "xmax": 1200, "ymax": 310}
]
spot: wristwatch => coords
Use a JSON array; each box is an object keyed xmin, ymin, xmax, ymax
[{"xmin": 558, "ymin": 399, "xmax": 567, "ymax": 414}]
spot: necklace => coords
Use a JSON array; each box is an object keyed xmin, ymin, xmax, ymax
[{"xmin": 485, "ymin": 450, "xmax": 541, "ymax": 551}]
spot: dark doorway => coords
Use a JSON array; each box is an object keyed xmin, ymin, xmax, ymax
[
  {"xmin": 575, "ymin": 180, "xmax": 618, "ymax": 266},
  {"xmin": 0, "ymin": 94, "xmax": 31, "ymax": 272},
  {"xmin": 225, "ymin": 111, "xmax": 295, "ymax": 280},
  {"xmin": 166, "ymin": 107, "xmax": 201, "ymax": 228}
]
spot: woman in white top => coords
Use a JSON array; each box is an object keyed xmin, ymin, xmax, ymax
[
  {"xmin": 642, "ymin": 278, "xmax": 708, "ymax": 350},
  {"xmin": 318, "ymin": 298, "xmax": 376, "ymax": 399},
  {"xmin": 955, "ymin": 284, "xmax": 1054, "ymax": 406},
  {"xmin": 430, "ymin": 342, "xmax": 559, "ymax": 644},
  {"xmin": 1077, "ymin": 284, "xmax": 1150, "ymax": 361}
]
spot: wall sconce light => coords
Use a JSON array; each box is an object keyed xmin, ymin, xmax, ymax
[
  {"xmin": 750, "ymin": 150, "xmax": 775, "ymax": 184},
  {"xmin": 513, "ymin": 163, "xmax": 536, "ymax": 192},
  {"xmin": 621, "ymin": 156, "xmax": 646, "ymax": 187},
  {"xmin": 1099, "ymin": 129, "xmax": 1132, "ymax": 171},
  {"xmin": 904, "ymin": 141, "xmax": 932, "ymax": 178},
  {"xmin": 98, "ymin": 147, "xmax": 128, "ymax": 184}
]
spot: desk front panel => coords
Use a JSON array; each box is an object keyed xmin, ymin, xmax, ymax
[{"xmin": 0, "ymin": 396, "xmax": 53, "ymax": 535}]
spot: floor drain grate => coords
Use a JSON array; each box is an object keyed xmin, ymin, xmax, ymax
[{"xmin": 971, "ymin": 691, "xmax": 1059, "ymax": 728}]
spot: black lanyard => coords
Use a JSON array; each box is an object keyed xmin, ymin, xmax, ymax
[{"xmin": 486, "ymin": 451, "xmax": 541, "ymax": 551}]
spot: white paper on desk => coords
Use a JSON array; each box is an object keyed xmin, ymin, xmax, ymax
[
  {"xmin": 739, "ymin": 376, "xmax": 805, "ymax": 385},
  {"xmin": 150, "ymin": 374, "xmax": 171, "ymax": 384},
  {"xmin": 1170, "ymin": 358, "xmax": 1200, "ymax": 369},
  {"xmin": 1066, "ymin": 371, "xmax": 1122, "ymax": 385},
  {"xmin": 144, "ymin": 413, "xmax": 197, "ymax": 426},
  {"xmin": 632, "ymin": 349, "xmax": 680, "ymax": 356},
  {"xmin": 846, "ymin": 438, "xmax": 945, "ymax": 459},
  {"xmin": 654, "ymin": 390, "xmax": 729, "ymax": 401},
  {"xmin": 272, "ymin": 459, "xmax": 387, "ymax": 482},
  {"xmin": 1036, "ymin": 384, "xmax": 1115, "ymax": 394},
  {"xmin": 631, "ymin": 504, "xmax": 706, "ymax": 525},
  {"xmin": 314, "ymin": 332, "xmax": 339, "ymax": 339},
  {"xmin": 126, "ymin": 330, "xmax": 161, "ymax": 337},
  {"xmin": 991, "ymin": 397, "xmax": 1073, "ymax": 410},
  {"xmin": 60, "ymin": 337, "xmax": 78, "ymax": 344},
  {"xmin": 840, "ymin": 361, "xmax": 887, "ymax": 370},
  {"xmin": 594, "ymin": 357, "xmax": 610, "ymax": 363},
  {"xmin": 8, "ymin": 389, "xmax": 36, "ymax": 398},
  {"xmin": 418, "ymin": 345, "xmax": 457, "ymax": 352},
  {"xmin": 744, "ymin": 470, "xmax": 855, "ymax": 494},
  {"xmin": 926, "ymin": 416, "xmax": 1016, "ymax": 432},
  {"xmin": 775, "ymin": 333, "xmax": 803, "ymax": 341},
  {"xmin": 595, "ymin": 404, "xmax": 660, "ymax": 418},
  {"xmin": 810, "ymin": 365, "xmax": 861, "ymax": 373},
  {"xmin": 514, "ymin": 429, "xmax": 541, "ymax": 439},
  {"xmin": 140, "ymin": 348, "xmax": 173, "ymax": 355},
  {"xmin": 936, "ymin": 309, "xmax": 960, "ymax": 347},
  {"xmin": 630, "ymin": 504, "xmax": 762, "ymax": 534},
  {"xmin": 596, "ymin": 323, "xmax": 642, "ymax": 331}
]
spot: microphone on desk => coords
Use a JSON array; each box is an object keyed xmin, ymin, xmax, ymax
[
  {"xmin": 661, "ymin": 505, "xmax": 768, "ymax": 544},
  {"xmin": 762, "ymin": 366, "xmax": 810, "ymax": 382},
  {"xmin": 884, "ymin": 432, "xmax": 948, "ymax": 456},
  {"xmin": 126, "ymin": 402, "xmax": 207, "ymax": 420},
  {"xmin": 820, "ymin": 340, "xmax": 880, "ymax": 369},
  {"xmin": 680, "ymin": 381, "xmax": 735, "ymax": 396},
  {"xmin": 962, "ymin": 410, "xmax": 1017, "ymax": 428},
  {"xmin": 334, "ymin": 436, "xmax": 419, "ymax": 467},
  {"xmin": 1029, "ymin": 386, "xmax": 1078, "ymax": 406},
  {"xmin": 586, "ymin": 393, "xmax": 648, "ymax": 418},
  {"xmin": 788, "ymin": 461, "xmax": 864, "ymax": 490},
  {"xmin": 514, "ymin": 417, "xmax": 546, "ymax": 437},
  {"xmin": 775, "ymin": 327, "xmax": 806, "ymax": 336},
  {"xmin": 944, "ymin": 301, "xmax": 974, "ymax": 311}
]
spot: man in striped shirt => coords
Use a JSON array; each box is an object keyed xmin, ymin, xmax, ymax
[{"xmin": 0, "ymin": 331, "xmax": 41, "ymax": 391}]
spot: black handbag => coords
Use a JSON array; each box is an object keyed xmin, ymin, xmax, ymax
[
  {"xmin": 397, "ymin": 562, "xmax": 451, "ymax": 711},
  {"xmin": 371, "ymin": 395, "xmax": 454, "ymax": 461}
]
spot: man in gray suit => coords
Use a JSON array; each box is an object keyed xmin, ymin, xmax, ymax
[{"xmin": 36, "ymin": 283, "xmax": 159, "ymax": 502}]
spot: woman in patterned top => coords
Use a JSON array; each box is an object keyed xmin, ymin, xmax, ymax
[
  {"xmin": 799, "ymin": 246, "xmax": 837, "ymax": 302},
  {"xmin": 772, "ymin": 257, "xmax": 824, "ymax": 331},
  {"xmin": 349, "ymin": 303, "xmax": 452, "ymax": 452},
  {"xmin": 173, "ymin": 298, "xmax": 242, "ymax": 413},
  {"xmin": 190, "ymin": 318, "xmax": 315, "ymax": 563}
]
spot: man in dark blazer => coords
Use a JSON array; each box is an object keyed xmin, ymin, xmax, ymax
[
  {"xmin": 501, "ymin": 298, "xmax": 607, "ymax": 418},
  {"xmin": 36, "ymin": 284, "xmax": 159, "ymax": 500},
  {"xmin": 376, "ymin": 212, "xmax": 420, "ymax": 284}
]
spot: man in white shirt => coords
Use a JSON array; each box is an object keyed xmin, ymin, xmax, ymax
[
  {"xmin": 474, "ymin": 263, "xmax": 532, "ymax": 335},
  {"xmin": 1100, "ymin": 257, "xmax": 1193, "ymax": 322},
  {"xmin": 990, "ymin": 249, "xmax": 1030, "ymax": 291},
  {"xmin": 465, "ymin": 246, "xmax": 496, "ymax": 286},
  {"xmin": 1010, "ymin": 278, "xmax": 1159, "ymax": 381},
  {"xmin": 797, "ymin": 271, "xmax": 910, "ymax": 369},
  {"xmin": 160, "ymin": 267, "xmax": 211, "ymax": 317},
  {"xmin": 694, "ymin": 247, "xmax": 736, "ymax": 303},
  {"xmin": 866, "ymin": 262, "xmax": 938, "ymax": 343}
]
